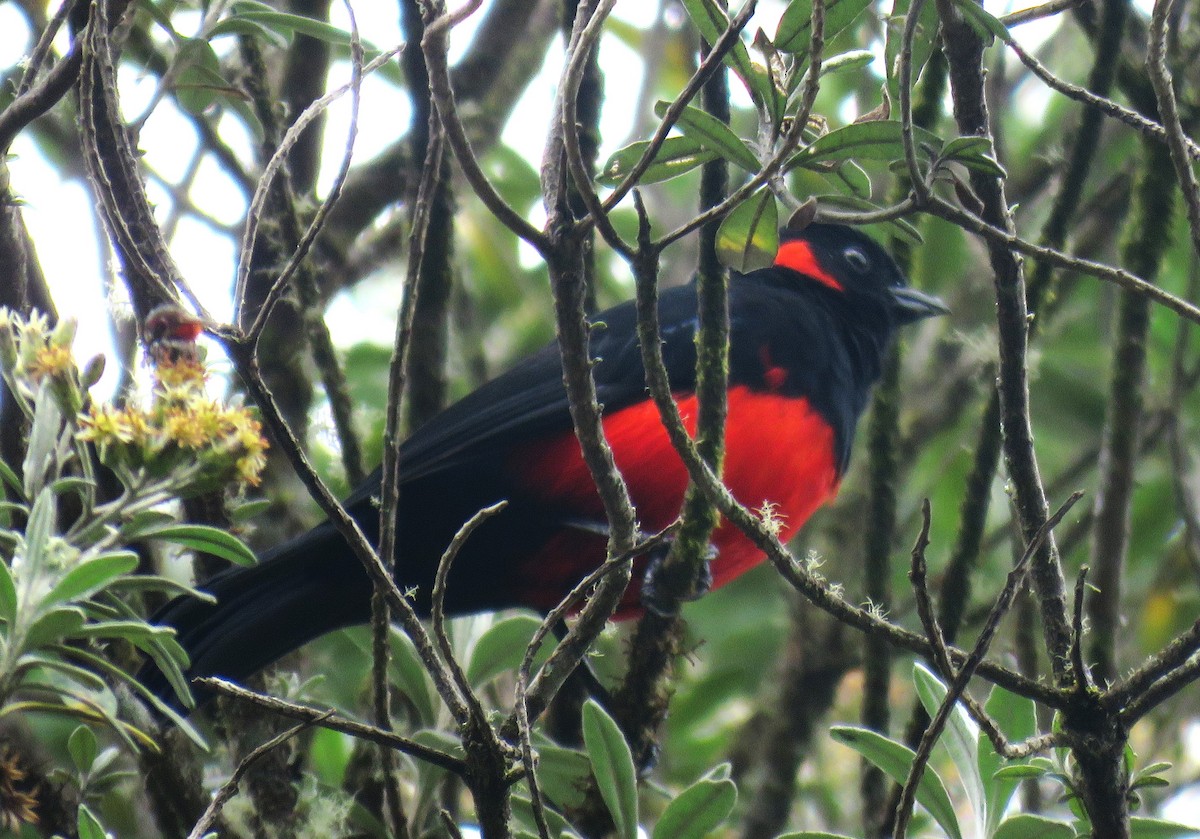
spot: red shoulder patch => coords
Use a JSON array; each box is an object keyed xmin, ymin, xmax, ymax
[{"xmin": 775, "ymin": 240, "xmax": 843, "ymax": 291}]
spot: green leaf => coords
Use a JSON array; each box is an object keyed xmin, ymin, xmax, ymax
[
  {"xmin": 775, "ymin": 833, "xmax": 857, "ymax": 838},
  {"xmin": 228, "ymin": 1, "xmax": 358, "ymax": 45},
  {"xmin": 0, "ymin": 558, "xmax": 16, "ymax": 623},
  {"xmin": 388, "ymin": 627, "xmax": 436, "ymax": 726},
  {"xmin": 830, "ymin": 725, "xmax": 962, "ymax": 839},
  {"xmin": 45, "ymin": 552, "xmax": 138, "ymax": 606},
  {"xmin": 511, "ymin": 793, "xmax": 571, "ymax": 838},
  {"xmin": 229, "ymin": 498, "xmax": 272, "ymax": 523},
  {"xmin": 678, "ymin": 0, "xmax": 775, "ymax": 111},
  {"xmin": 0, "ymin": 458, "xmax": 23, "ymax": 499},
  {"xmin": 1129, "ymin": 818, "xmax": 1200, "ymax": 839},
  {"xmin": 50, "ymin": 476, "xmax": 94, "ymax": 499},
  {"xmin": 22, "ymin": 487, "xmax": 57, "ymax": 582},
  {"xmin": 993, "ymin": 814, "xmax": 1075, "ymax": 839},
  {"xmin": 465, "ymin": 614, "xmax": 547, "ymax": 687},
  {"xmin": 77, "ymin": 803, "xmax": 107, "ymax": 839},
  {"xmin": 821, "ymin": 49, "xmax": 876, "ymax": 77},
  {"xmin": 790, "ymin": 121, "xmax": 943, "ymax": 169},
  {"xmin": 884, "ymin": 0, "xmax": 939, "ymax": 104},
  {"xmin": 948, "ymin": 0, "xmax": 1010, "ymax": 43},
  {"xmin": 992, "ymin": 764, "xmax": 1045, "ymax": 779},
  {"xmin": 776, "ymin": 0, "xmax": 874, "ymax": 53},
  {"xmin": 942, "ymin": 136, "xmax": 994, "ymax": 159},
  {"xmin": 652, "ymin": 767, "xmax": 737, "ymax": 839},
  {"xmin": 716, "ymin": 189, "xmax": 778, "ymax": 273},
  {"xmin": 912, "ymin": 663, "xmax": 983, "ymax": 832},
  {"xmin": 582, "ymin": 699, "xmax": 639, "ymax": 839},
  {"xmin": 831, "ymin": 159, "xmax": 872, "ymax": 198},
  {"xmin": 17, "ymin": 652, "xmax": 108, "ymax": 691},
  {"xmin": 532, "ymin": 739, "xmax": 591, "ymax": 810},
  {"xmin": 173, "ymin": 39, "xmax": 235, "ymax": 115},
  {"xmin": 598, "ymin": 136, "xmax": 718, "ymax": 187},
  {"xmin": 68, "ymin": 724, "xmax": 99, "ymax": 773},
  {"xmin": 980, "ymin": 683, "xmax": 1037, "ymax": 836},
  {"xmin": 23, "ymin": 382, "xmax": 62, "ymax": 499},
  {"xmin": 811, "ymin": 193, "xmax": 923, "ymax": 242},
  {"xmin": 206, "ymin": 16, "xmax": 291, "ymax": 49},
  {"xmin": 25, "ymin": 606, "xmax": 86, "ymax": 648},
  {"xmin": 654, "ymin": 102, "xmax": 760, "ymax": 172},
  {"xmin": 140, "ymin": 525, "xmax": 257, "ymax": 567}
]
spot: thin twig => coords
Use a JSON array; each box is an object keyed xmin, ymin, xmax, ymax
[
  {"xmin": 186, "ymin": 712, "xmax": 334, "ymax": 839},
  {"xmin": 1147, "ymin": 0, "xmax": 1200, "ymax": 260},
  {"xmin": 892, "ymin": 492, "xmax": 1082, "ymax": 838},
  {"xmin": 237, "ymin": 47, "xmax": 401, "ymax": 339},
  {"xmin": 196, "ymin": 679, "xmax": 467, "ymax": 773}
]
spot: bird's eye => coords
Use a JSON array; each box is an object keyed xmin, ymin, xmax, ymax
[{"xmin": 843, "ymin": 246, "xmax": 871, "ymax": 274}]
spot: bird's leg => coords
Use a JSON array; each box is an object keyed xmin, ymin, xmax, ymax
[
  {"xmin": 560, "ymin": 518, "xmax": 718, "ymax": 618},
  {"xmin": 639, "ymin": 539, "xmax": 717, "ymax": 618}
]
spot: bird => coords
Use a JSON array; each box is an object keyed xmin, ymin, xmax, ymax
[{"xmin": 140, "ymin": 221, "xmax": 947, "ymax": 708}]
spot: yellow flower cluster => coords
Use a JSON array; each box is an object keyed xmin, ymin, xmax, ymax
[{"xmin": 79, "ymin": 357, "xmax": 269, "ymax": 490}]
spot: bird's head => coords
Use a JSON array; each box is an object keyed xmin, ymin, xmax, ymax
[{"xmin": 771, "ymin": 222, "xmax": 948, "ymax": 326}]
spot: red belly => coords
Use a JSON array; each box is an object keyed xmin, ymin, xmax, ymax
[{"xmin": 510, "ymin": 386, "xmax": 840, "ymax": 615}]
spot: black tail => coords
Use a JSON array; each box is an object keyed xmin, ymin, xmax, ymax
[{"xmin": 139, "ymin": 522, "xmax": 373, "ymax": 711}]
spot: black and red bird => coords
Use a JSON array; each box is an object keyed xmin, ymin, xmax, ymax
[{"xmin": 142, "ymin": 222, "xmax": 946, "ymax": 706}]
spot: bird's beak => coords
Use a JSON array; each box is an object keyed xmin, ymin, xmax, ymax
[{"xmin": 890, "ymin": 286, "xmax": 950, "ymax": 324}]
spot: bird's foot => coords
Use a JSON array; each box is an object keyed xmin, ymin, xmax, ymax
[{"xmin": 640, "ymin": 539, "xmax": 717, "ymax": 618}]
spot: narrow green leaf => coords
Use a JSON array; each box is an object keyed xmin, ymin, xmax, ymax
[
  {"xmin": 78, "ymin": 803, "xmax": 107, "ymax": 839},
  {"xmin": 582, "ymin": 699, "xmax": 639, "ymax": 839},
  {"xmin": 775, "ymin": 833, "xmax": 857, "ymax": 838},
  {"xmin": 50, "ymin": 476, "xmax": 94, "ymax": 499},
  {"xmin": 1129, "ymin": 818, "xmax": 1200, "ymax": 839},
  {"xmin": 955, "ymin": 153, "xmax": 1007, "ymax": 179},
  {"xmin": 790, "ymin": 121, "xmax": 943, "ymax": 168},
  {"xmin": 654, "ymin": 101, "xmax": 760, "ymax": 172},
  {"xmin": 598, "ymin": 136, "xmax": 717, "ymax": 187},
  {"xmin": 229, "ymin": 1, "xmax": 358, "ymax": 46},
  {"xmin": 948, "ymin": 0, "xmax": 1010, "ymax": 43},
  {"xmin": 26, "ymin": 606, "xmax": 86, "ymax": 648},
  {"xmin": 465, "ymin": 614, "xmax": 547, "ymax": 687},
  {"xmin": 68, "ymin": 724, "xmax": 99, "ymax": 773},
  {"xmin": 533, "ymin": 739, "xmax": 592, "ymax": 810},
  {"xmin": 0, "ymin": 558, "xmax": 16, "ymax": 623},
  {"xmin": 18, "ymin": 652, "xmax": 108, "ymax": 691},
  {"xmin": 830, "ymin": 725, "xmax": 962, "ymax": 839},
  {"xmin": 22, "ymin": 487, "xmax": 58, "ymax": 582},
  {"xmin": 885, "ymin": 0, "xmax": 939, "ymax": 104},
  {"xmin": 206, "ymin": 16, "xmax": 291, "ymax": 48},
  {"xmin": 980, "ymin": 683, "xmax": 1037, "ymax": 837},
  {"xmin": 0, "ymin": 458, "xmax": 23, "ymax": 499},
  {"xmin": 821, "ymin": 49, "xmax": 876, "ymax": 76},
  {"xmin": 652, "ymin": 771, "xmax": 737, "ymax": 839},
  {"xmin": 388, "ymin": 627, "xmax": 436, "ymax": 726},
  {"xmin": 143, "ymin": 525, "xmax": 257, "ymax": 567},
  {"xmin": 812, "ymin": 193, "xmax": 923, "ymax": 242},
  {"xmin": 993, "ymin": 814, "xmax": 1075, "ymax": 839},
  {"xmin": 716, "ymin": 190, "xmax": 778, "ymax": 273},
  {"xmin": 776, "ymin": 0, "xmax": 874, "ymax": 53},
  {"xmin": 992, "ymin": 764, "xmax": 1045, "ymax": 780},
  {"xmin": 173, "ymin": 39, "xmax": 234, "ymax": 114},
  {"xmin": 678, "ymin": 0, "xmax": 774, "ymax": 110},
  {"xmin": 912, "ymin": 663, "xmax": 983, "ymax": 831},
  {"xmin": 942, "ymin": 136, "xmax": 994, "ymax": 159},
  {"xmin": 23, "ymin": 382, "xmax": 62, "ymax": 499},
  {"xmin": 831, "ymin": 159, "xmax": 872, "ymax": 198},
  {"xmin": 45, "ymin": 552, "xmax": 139, "ymax": 606}
]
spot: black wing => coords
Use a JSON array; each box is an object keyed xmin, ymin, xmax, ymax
[{"xmin": 385, "ymin": 284, "xmax": 703, "ymax": 487}]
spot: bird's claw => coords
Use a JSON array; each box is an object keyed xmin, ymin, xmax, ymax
[{"xmin": 640, "ymin": 539, "xmax": 717, "ymax": 618}]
